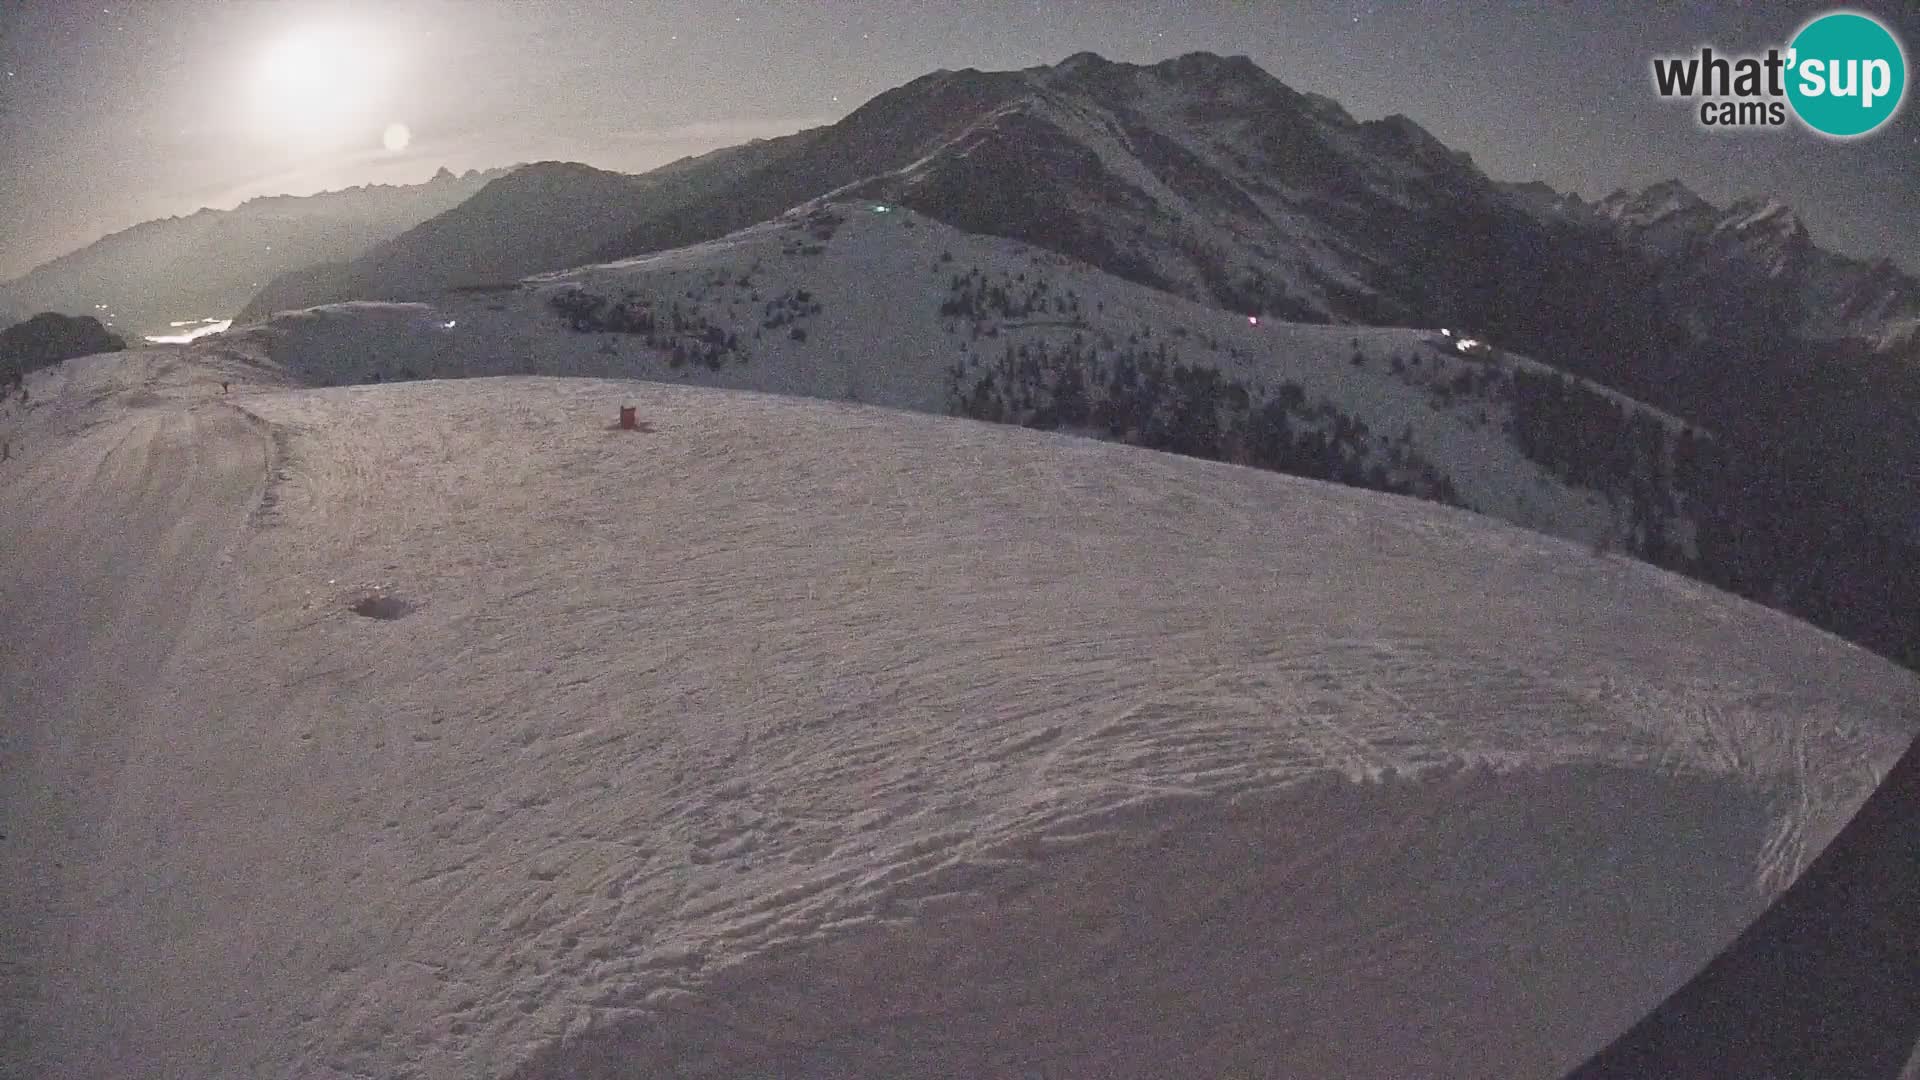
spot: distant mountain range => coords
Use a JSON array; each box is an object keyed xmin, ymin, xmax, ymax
[
  {"xmin": 220, "ymin": 199, "xmax": 1706, "ymax": 562},
  {"xmin": 237, "ymin": 162, "xmax": 665, "ymax": 321},
  {"xmin": 1508, "ymin": 177, "xmax": 1920, "ymax": 356},
  {"xmin": 19, "ymin": 51, "xmax": 1919, "ymax": 376},
  {"xmin": 227, "ymin": 51, "xmax": 1920, "ymax": 528},
  {"xmin": 230, "ymin": 52, "xmax": 1919, "ymax": 419},
  {"xmin": 24, "ymin": 48, "xmax": 1920, "ymax": 668},
  {"xmin": 0, "ymin": 166, "xmax": 512, "ymax": 339}
]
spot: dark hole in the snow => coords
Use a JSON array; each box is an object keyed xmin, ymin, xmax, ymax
[{"xmin": 350, "ymin": 594, "xmax": 414, "ymax": 620}]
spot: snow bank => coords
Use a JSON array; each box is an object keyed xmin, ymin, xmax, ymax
[{"xmin": 4, "ymin": 369, "xmax": 1914, "ymax": 1078}]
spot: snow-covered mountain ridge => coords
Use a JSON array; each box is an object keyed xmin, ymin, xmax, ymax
[
  {"xmin": 1507, "ymin": 176, "xmax": 1920, "ymax": 355},
  {"xmin": 213, "ymin": 200, "xmax": 1706, "ymax": 558}
]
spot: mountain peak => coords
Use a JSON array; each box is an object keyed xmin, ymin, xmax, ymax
[
  {"xmin": 431, "ymin": 166, "xmax": 457, "ymax": 183},
  {"xmin": 1056, "ymin": 50, "xmax": 1112, "ymax": 74},
  {"xmin": 1596, "ymin": 179, "xmax": 1714, "ymax": 225},
  {"xmin": 1033, "ymin": 50, "xmax": 1270, "ymax": 87},
  {"xmin": 1724, "ymin": 195, "xmax": 1803, "ymax": 233},
  {"xmin": 1714, "ymin": 196, "xmax": 1811, "ymax": 268},
  {"xmin": 1360, "ymin": 113, "xmax": 1479, "ymax": 176},
  {"xmin": 1151, "ymin": 51, "xmax": 1266, "ymax": 81},
  {"xmin": 1297, "ymin": 90, "xmax": 1357, "ymax": 127},
  {"xmin": 1373, "ymin": 113, "xmax": 1443, "ymax": 144},
  {"xmin": 1644, "ymin": 178, "xmax": 1699, "ymax": 195}
]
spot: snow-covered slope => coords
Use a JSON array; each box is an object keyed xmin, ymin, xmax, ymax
[
  {"xmin": 214, "ymin": 200, "xmax": 1705, "ymax": 555},
  {"xmin": 2, "ymin": 346, "xmax": 1915, "ymax": 1079}
]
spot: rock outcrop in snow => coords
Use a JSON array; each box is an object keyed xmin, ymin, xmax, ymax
[{"xmin": 1, "ymin": 311, "xmax": 125, "ymax": 378}]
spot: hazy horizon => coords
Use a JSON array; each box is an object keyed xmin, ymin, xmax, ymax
[{"xmin": 3, "ymin": 0, "xmax": 1917, "ymax": 281}]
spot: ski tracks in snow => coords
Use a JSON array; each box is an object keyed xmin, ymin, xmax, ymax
[{"xmin": 10, "ymin": 371, "xmax": 1916, "ymax": 1079}]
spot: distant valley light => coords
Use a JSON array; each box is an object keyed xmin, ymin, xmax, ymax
[{"xmin": 145, "ymin": 318, "xmax": 233, "ymax": 344}]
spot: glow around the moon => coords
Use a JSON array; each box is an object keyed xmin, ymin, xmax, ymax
[
  {"xmin": 383, "ymin": 122, "xmax": 412, "ymax": 151},
  {"xmin": 248, "ymin": 23, "xmax": 391, "ymax": 147}
]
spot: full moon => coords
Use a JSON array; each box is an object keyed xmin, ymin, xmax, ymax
[
  {"xmin": 249, "ymin": 24, "xmax": 387, "ymax": 145},
  {"xmin": 383, "ymin": 123, "xmax": 411, "ymax": 151}
]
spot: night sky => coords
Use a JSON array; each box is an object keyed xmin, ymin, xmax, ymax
[{"xmin": 2, "ymin": 0, "xmax": 1916, "ymax": 281}]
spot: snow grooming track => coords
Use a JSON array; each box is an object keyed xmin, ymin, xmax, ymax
[
  {"xmin": 3, "ymin": 368, "xmax": 1917, "ymax": 1079},
  {"xmin": 0, "ymin": 356, "xmax": 271, "ymax": 1075}
]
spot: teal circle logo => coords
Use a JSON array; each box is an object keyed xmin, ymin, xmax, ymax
[{"xmin": 1786, "ymin": 11, "xmax": 1907, "ymax": 137}]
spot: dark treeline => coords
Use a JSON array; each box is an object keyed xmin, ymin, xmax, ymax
[
  {"xmin": 1504, "ymin": 361, "xmax": 1920, "ymax": 672},
  {"xmin": 946, "ymin": 333, "xmax": 1462, "ymax": 507},
  {"xmin": 548, "ymin": 287, "xmax": 744, "ymax": 371},
  {"xmin": 952, "ymin": 306, "xmax": 1920, "ymax": 671}
]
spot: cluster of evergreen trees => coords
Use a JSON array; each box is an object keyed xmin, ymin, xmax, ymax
[
  {"xmin": 1504, "ymin": 368, "xmax": 1686, "ymax": 561},
  {"xmin": 774, "ymin": 206, "xmax": 845, "ymax": 257},
  {"xmin": 946, "ymin": 335, "xmax": 1459, "ymax": 505},
  {"xmin": 547, "ymin": 287, "xmax": 743, "ymax": 371},
  {"xmin": 940, "ymin": 266, "xmax": 1087, "ymax": 323},
  {"xmin": 1684, "ymin": 418, "xmax": 1920, "ymax": 671},
  {"xmin": 1496, "ymin": 347, "xmax": 1920, "ymax": 671},
  {"xmin": 761, "ymin": 289, "xmax": 822, "ymax": 333},
  {"xmin": 1175, "ymin": 232, "xmax": 1320, "ymax": 323}
]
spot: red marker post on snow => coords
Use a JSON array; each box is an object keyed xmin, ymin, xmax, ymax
[{"xmin": 619, "ymin": 405, "xmax": 637, "ymax": 430}]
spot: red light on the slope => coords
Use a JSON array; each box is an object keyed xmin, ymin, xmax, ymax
[{"xmin": 1248, "ymin": 316, "xmax": 1259, "ymax": 326}]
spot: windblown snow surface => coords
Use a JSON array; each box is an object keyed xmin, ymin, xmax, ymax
[{"xmin": 2, "ymin": 348, "xmax": 1916, "ymax": 1079}]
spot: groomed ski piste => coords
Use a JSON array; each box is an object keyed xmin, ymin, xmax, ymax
[{"xmin": 2, "ymin": 338, "xmax": 1915, "ymax": 1079}]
